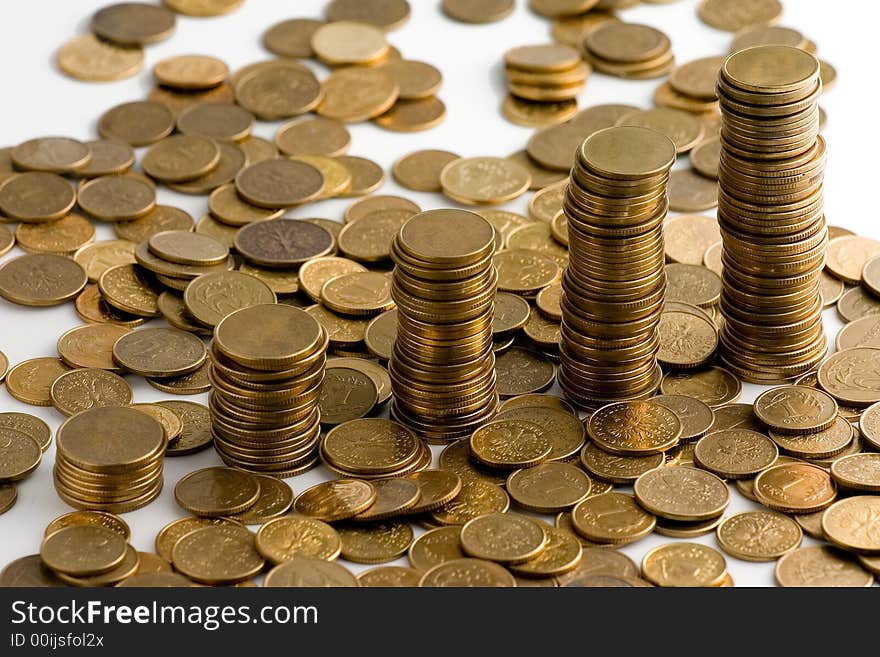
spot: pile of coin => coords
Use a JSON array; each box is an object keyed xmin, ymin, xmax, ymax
[
  {"xmin": 502, "ymin": 44, "xmax": 589, "ymax": 117},
  {"xmin": 559, "ymin": 126, "xmax": 676, "ymax": 407},
  {"xmin": 54, "ymin": 407, "xmax": 166, "ymax": 513},
  {"xmin": 389, "ymin": 209, "xmax": 499, "ymax": 442},
  {"xmin": 716, "ymin": 45, "xmax": 828, "ymax": 383},
  {"xmin": 583, "ymin": 22, "xmax": 675, "ymax": 79},
  {"xmin": 209, "ymin": 304, "xmax": 328, "ymax": 475}
]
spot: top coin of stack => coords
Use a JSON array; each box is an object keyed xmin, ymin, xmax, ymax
[
  {"xmin": 389, "ymin": 209, "xmax": 499, "ymax": 443},
  {"xmin": 715, "ymin": 46, "xmax": 827, "ymax": 383},
  {"xmin": 503, "ymin": 44, "xmax": 590, "ymax": 107},
  {"xmin": 583, "ymin": 22, "xmax": 674, "ymax": 79},
  {"xmin": 209, "ymin": 304, "xmax": 328, "ymax": 476},
  {"xmin": 559, "ymin": 126, "xmax": 676, "ymax": 408}
]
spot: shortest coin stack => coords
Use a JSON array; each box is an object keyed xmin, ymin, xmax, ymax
[
  {"xmin": 390, "ymin": 209, "xmax": 499, "ymax": 443},
  {"xmin": 54, "ymin": 407, "xmax": 166, "ymax": 513},
  {"xmin": 503, "ymin": 43, "xmax": 590, "ymax": 109},
  {"xmin": 583, "ymin": 22, "xmax": 675, "ymax": 80},
  {"xmin": 209, "ymin": 304, "xmax": 328, "ymax": 476}
]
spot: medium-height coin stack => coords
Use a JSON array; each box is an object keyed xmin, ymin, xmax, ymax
[
  {"xmin": 559, "ymin": 126, "xmax": 676, "ymax": 408},
  {"xmin": 716, "ymin": 45, "xmax": 827, "ymax": 383},
  {"xmin": 54, "ymin": 407, "xmax": 166, "ymax": 513},
  {"xmin": 209, "ymin": 304, "xmax": 328, "ymax": 475},
  {"xmin": 389, "ymin": 209, "xmax": 499, "ymax": 443}
]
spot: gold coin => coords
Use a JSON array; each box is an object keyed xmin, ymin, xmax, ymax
[
  {"xmin": 495, "ymin": 346, "xmax": 556, "ymax": 396},
  {"xmin": 754, "ymin": 385, "xmax": 838, "ymax": 435},
  {"xmin": 40, "ymin": 525, "xmax": 127, "ymax": 577},
  {"xmin": 345, "ymin": 194, "xmax": 420, "ymax": 224},
  {"xmin": 0, "ymin": 172, "xmax": 76, "ymax": 222},
  {"xmin": 74, "ymin": 240, "xmax": 137, "ymax": 283},
  {"xmin": 255, "ymin": 516, "xmax": 341, "ymax": 565},
  {"xmin": 0, "ymin": 429, "xmax": 41, "ymax": 482},
  {"xmin": 322, "ymin": 418, "xmax": 420, "ymax": 475},
  {"xmin": 183, "ymin": 271, "xmax": 276, "ymax": 327},
  {"xmin": 44, "ymin": 510, "xmax": 130, "ymax": 541},
  {"xmin": 821, "ymin": 496, "xmax": 880, "ymax": 554},
  {"xmin": 830, "ymin": 453, "xmax": 880, "ymax": 492},
  {"xmin": 442, "ymin": 0, "xmax": 515, "ymax": 24},
  {"xmin": 305, "ymin": 304, "xmax": 369, "ymax": 347},
  {"xmin": 321, "ymin": 271, "xmax": 394, "ymax": 315},
  {"xmin": 149, "ymin": 81, "xmax": 236, "ymax": 117},
  {"xmin": 338, "ymin": 521, "xmax": 414, "ymax": 564},
  {"xmin": 392, "ymin": 150, "xmax": 460, "ymax": 192},
  {"xmin": 155, "ymin": 400, "xmax": 211, "ymax": 456},
  {"xmin": 193, "ymin": 214, "xmax": 238, "ymax": 249},
  {"xmin": 336, "ymin": 156, "xmax": 385, "ymax": 196},
  {"xmin": 507, "ymin": 462, "xmax": 592, "ymax": 513},
  {"xmin": 157, "ymin": 291, "xmax": 212, "ymax": 335},
  {"xmin": 128, "ymin": 403, "xmax": 183, "ymax": 443},
  {"xmin": 470, "ymin": 419, "xmax": 553, "ymax": 469},
  {"xmin": 15, "ymin": 213, "xmax": 94, "ymax": 255},
  {"xmin": 350, "ymin": 478, "xmax": 421, "ymax": 521},
  {"xmin": 440, "ymin": 157, "xmax": 531, "ymax": 205},
  {"xmin": 716, "ymin": 510, "xmax": 802, "ymax": 561},
  {"xmin": 113, "ymin": 326, "xmax": 206, "ymax": 377},
  {"xmin": 419, "ymin": 558, "xmax": 516, "ymax": 587},
  {"xmin": 408, "ymin": 526, "xmax": 465, "ymax": 571},
  {"xmin": 78, "ymin": 175, "xmax": 156, "ymax": 222},
  {"xmin": 0, "ymin": 555, "xmax": 65, "ymax": 587},
  {"xmin": 235, "ymin": 159, "xmax": 325, "ymax": 208},
  {"xmin": 235, "ymin": 64, "xmax": 322, "ymax": 121},
  {"xmin": 579, "ymin": 442, "xmax": 663, "ymax": 485},
  {"xmin": 642, "ymin": 543, "xmax": 727, "ymax": 587},
  {"xmin": 326, "ymin": 0, "xmax": 410, "ymax": 30},
  {"xmin": 0, "ymin": 413, "xmax": 51, "ymax": 452},
  {"xmin": 570, "ymin": 492, "xmax": 656, "ymax": 544},
  {"xmin": 754, "ymin": 463, "xmax": 837, "ymax": 514},
  {"xmin": 311, "ymin": 21, "xmax": 388, "ymax": 65},
  {"xmin": 493, "ymin": 249, "xmax": 560, "ymax": 295},
  {"xmin": 652, "ymin": 394, "xmax": 716, "ymax": 442},
  {"xmin": 154, "ymin": 516, "xmax": 242, "ymax": 562},
  {"xmin": 167, "ymin": 141, "xmax": 247, "ymax": 195},
  {"xmin": 338, "ymin": 208, "xmax": 418, "ymax": 261},
  {"xmin": 275, "ymin": 116, "xmax": 351, "ymax": 157},
  {"xmin": 459, "ymin": 513, "xmax": 547, "ymax": 564},
  {"xmin": 0, "ymin": 254, "xmax": 85, "ymax": 306},
  {"xmin": 263, "ymin": 18, "xmax": 322, "ymax": 58},
  {"xmin": 319, "ymin": 368, "xmax": 379, "ymax": 425},
  {"xmin": 818, "ymin": 347, "xmax": 880, "ymax": 406},
  {"xmin": 317, "ymin": 67, "xmax": 399, "ymax": 122},
  {"xmin": 775, "ymin": 546, "xmax": 873, "ymax": 587},
  {"xmin": 91, "ymin": 2, "xmax": 176, "ymax": 46},
  {"xmin": 699, "ymin": 0, "xmax": 782, "ymax": 32},
  {"xmin": 57, "ymin": 323, "xmax": 130, "ymax": 371},
  {"xmin": 837, "ymin": 287, "xmax": 880, "ymax": 323},
  {"xmin": 176, "ymin": 101, "xmax": 253, "ymax": 142},
  {"xmin": 587, "ymin": 401, "xmax": 681, "ymax": 456},
  {"xmin": 405, "ymin": 470, "xmax": 463, "ymax": 514},
  {"xmin": 668, "ymin": 169, "xmax": 719, "ymax": 212},
  {"xmin": 153, "ymin": 54, "xmax": 228, "ymax": 90},
  {"xmin": 117, "ymin": 572, "xmax": 193, "ymax": 587},
  {"xmin": 142, "ymin": 134, "xmax": 220, "ymax": 183},
  {"xmin": 172, "ymin": 525, "xmax": 263, "ymax": 585},
  {"xmin": 10, "ymin": 137, "xmax": 89, "ymax": 174},
  {"xmin": 382, "ymin": 59, "xmax": 441, "ymax": 100},
  {"xmin": 147, "ymin": 360, "xmax": 212, "ymax": 395},
  {"xmin": 5, "ymin": 357, "xmax": 72, "ymax": 406},
  {"xmin": 501, "ymin": 94, "xmax": 577, "ymax": 128},
  {"xmin": 302, "ymin": 258, "xmax": 368, "ymax": 303},
  {"xmin": 57, "ymin": 33, "xmax": 143, "ymax": 82},
  {"xmin": 634, "ymin": 466, "xmax": 729, "ymax": 521},
  {"xmin": 98, "ymin": 100, "xmax": 175, "ymax": 147},
  {"xmin": 294, "ymin": 479, "xmax": 376, "ymax": 522},
  {"xmin": 55, "ymin": 544, "xmax": 141, "ymax": 587},
  {"xmin": 357, "ymin": 566, "xmax": 421, "ymax": 587},
  {"xmin": 375, "ymin": 97, "xmax": 447, "ymax": 132},
  {"xmin": 508, "ymin": 525, "xmax": 582, "ymax": 578},
  {"xmin": 825, "ymin": 236, "xmax": 880, "ymax": 284},
  {"xmin": 362, "ymin": 310, "xmax": 396, "ymax": 361},
  {"xmin": 693, "ymin": 429, "xmax": 778, "ymax": 479},
  {"xmin": 660, "ymin": 366, "xmax": 742, "ymax": 408},
  {"xmin": 164, "ymin": 0, "xmax": 242, "ymax": 16},
  {"xmin": 264, "ymin": 556, "xmax": 358, "ymax": 587},
  {"xmin": 50, "ymin": 368, "xmax": 132, "ymax": 416},
  {"xmin": 768, "ymin": 416, "xmax": 854, "ymax": 459},
  {"xmin": 428, "ymin": 479, "xmax": 510, "ymax": 526},
  {"xmin": 208, "ymin": 184, "xmax": 282, "ymax": 226},
  {"xmin": 174, "ymin": 466, "xmax": 260, "ymax": 517},
  {"xmin": 288, "ymin": 155, "xmax": 351, "ymax": 198}
]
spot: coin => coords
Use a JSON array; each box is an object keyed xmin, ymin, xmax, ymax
[
  {"xmin": 155, "ymin": 400, "xmax": 212, "ymax": 456},
  {"xmin": 15, "ymin": 213, "xmax": 94, "ymax": 256},
  {"xmin": 428, "ymin": 479, "xmax": 510, "ymax": 525},
  {"xmin": 322, "ymin": 272, "xmax": 394, "ymax": 315},
  {"xmin": 294, "ymin": 479, "xmax": 376, "ymax": 522},
  {"xmin": 837, "ymin": 287, "xmax": 880, "ymax": 323},
  {"xmin": 142, "ymin": 134, "xmax": 220, "ymax": 183},
  {"xmin": 587, "ymin": 401, "xmax": 682, "ymax": 456},
  {"xmin": 0, "ymin": 413, "xmax": 51, "ymax": 452},
  {"xmin": 668, "ymin": 169, "xmax": 719, "ymax": 212},
  {"xmin": 337, "ymin": 521, "xmax": 414, "ymax": 564},
  {"xmin": 571, "ymin": 492, "xmax": 656, "ymax": 544},
  {"xmin": 91, "ymin": 3, "xmax": 176, "ymax": 46},
  {"xmin": 50, "ymin": 368, "xmax": 132, "ymax": 416},
  {"xmin": 642, "ymin": 543, "xmax": 728, "ymax": 587},
  {"xmin": 357, "ymin": 566, "xmax": 421, "ymax": 587},
  {"xmin": 698, "ymin": 0, "xmax": 783, "ymax": 32},
  {"xmin": 507, "ymin": 463, "xmax": 592, "ymax": 513},
  {"xmin": 263, "ymin": 18, "xmax": 322, "ymax": 58},
  {"xmin": 769, "ymin": 416, "xmax": 854, "ymax": 459},
  {"xmin": 419, "ymin": 558, "xmax": 516, "ymax": 587},
  {"xmin": 0, "ymin": 430, "xmax": 41, "ymax": 482},
  {"xmin": 78, "ymin": 175, "xmax": 156, "ymax": 222},
  {"xmin": 319, "ymin": 368, "xmax": 379, "ymax": 425},
  {"xmin": 660, "ymin": 367, "xmax": 742, "ymax": 408},
  {"xmin": 0, "ymin": 173, "xmax": 76, "ymax": 222},
  {"xmin": 775, "ymin": 546, "xmax": 874, "ymax": 587},
  {"xmin": 694, "ymin": 429, "xmax": 778, "ymax": 479},
  {"xmin": 657, "ymin": 310, "xmax": 719, "ymax": 370},
  {"xmin": 317, "ymin": 67, "xmax": 399, "ymax": 122},
  {"xmin": 820, "ymin": 496, "xmax": 880, "ymax": 554},
  {"xmin": 174, "ymin": 467, "xmax": 259, "ymax": 517},
  {"xmin": 154, "ymin": 516, "xmax": 242, "ymax": 562},
  {"xmin": 579, "ymin": 442, "xmax": 663, "ymax": 485},
  {"xmin": 5, "ymin": 358, "xmax": 72, "ymax": 406},
  {"xmin": 172, "ymin": 525, "xmax": 263, "ymax": 585},
  {"xmin": 818, "ymin": 348, "xmax": 880, "ymax": 405},
  {"xmin": 236, "ymin": 160, "xmax": 325, "ymax": 208},
  {"xmin": 753, "ymin": 463, "xmax": 837, "ymax": 514},
  {"xmin": 235, "ymin": 64, "xmax": 322, "ymax": 122},
  {"xmin": 98, "ymin": 100, "xmax": 175, "ymax": 147},
  {"xmin": 440, "ymin": 157, "xmax": 530, "ymax": 205},
  {"xmin": 495, "ymin": 406, "xmax": 585, "ymax": 462},
  {"xmin": 375, "ymin": 97, "xmax": 447, "ymax": 132},
  {"xmin": 183, "ymin": 271, "xmax": 276, "ymax": 327},
  {"xmin": 634, "ymin": 466, "xmax": 729, "ymax": 521},
  {"xmin": 470, "ymin": 419, "xmax": 552, "ymax": 469},
  {"xmin": 255, "ymin": 516, "xmax": 341, "ymax": 565},
  {"xmin": 264, "ymin": 556, "xmax": 358, "ymax": 587},
  {"xmin": 716, "ymin": 511, "xmax": 802, "ymax": 562},
  {"xmin": 57, "ymin": 33, "xmax": 143, "ymax": 82},
  {"xmin": 40, "ymin": 525, "xmax": 127, "ymax": 576},
  {"xmin": 392, "ymin": 150, "xmax": 460, "ymax": 192},
  {"xmin": 830, "ymin": 453, "xmax": 880, "ymax": 492},
  {"xmin": 495, "ymin": 347, "xmax": 556, "ymax": 396},
  {"xmin": 113, "ymin": 327, "xmax": 206, "ymax": 377}
]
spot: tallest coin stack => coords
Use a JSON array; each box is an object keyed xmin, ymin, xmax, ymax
[
  {"xmin": 559, "ymin": 126, "xmax": 676, "ymax": 408},
  {"xmin": 716, "ymin": 46, "xmax": 827, "ymax": 383}
]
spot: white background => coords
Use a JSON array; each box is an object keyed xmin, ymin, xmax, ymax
[{"xmin": 0, "ymin": 0, "xmax": 873, "ymax": 587}]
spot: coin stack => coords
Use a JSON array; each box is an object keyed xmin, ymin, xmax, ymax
[
  {"xmin": 503, "ymin": 44, "xmax": 589, "ymax": 107},
  {"xmin": 209, "ymin": 304, "xmax": 328, "ymax": 475},
  {"xmin": 559, "ymin": 126, "xmax": 676, "ymax": 408},
  {"xmin": 54, "ymin": 407, "xmax": 166, "ymax": 513},
  {"xmin": 389, "ymin": 209, "xmax": 499, "ymax": 443},
  {"xmin": 583, "ymin": 22, "xmax": 675, "ymax": 79},
  {"xmin": 716, "ymin": 45, "xmax": 827, "ymax": 383}
]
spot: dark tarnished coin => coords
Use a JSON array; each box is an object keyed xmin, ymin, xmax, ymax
[
  {"xmin": 78, "ymin": 175, "xmax": 156, "ymax": 222},
  {"xmin": 0, "ymin": 172, "xmax": 76, "ymax": 222},
  {"xmin": 235, "ymin": 159, "xmax": 325, "ymax": 208},
  {"xmin": 91, "ymin": 2, "xmax": 177, "ymax": 46},
  {"xmin": 98, "ymin": 101, "xmax": 175, "ymax": 147},
  {"xmin": 0, "ymin": 254, "xmax": 86, "ymax": 306},
  {"xmin": 177, "ymin": 102, "xmax": 254, "ymax": 142}
]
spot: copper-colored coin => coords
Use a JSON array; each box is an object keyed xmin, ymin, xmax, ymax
[
  {"xmin": 91, "ymin": 2, "xmax": 176, "ymax": 46},
  {"xmin": 693, "ymin": 429, "xmax": 778, "ymax": 479},
  {"xmin": 321, "ymin": 271, "xmax": 394, "ymax": 316},
  {"xmin": 0, "ymin": 253, "xmax": 86, "ymax": 306},
  {"xmin": 98, "ymin": 101, "xmax": 175, "ymax": 147},
  {"xmin": 0, "ymin": 172, "xmax": 76, "ymax": 222},
  {"xmin": 319, "ymin": 367, "xmax": 379, "ymax": 425},
  {"xmin": 634, "ymin": 466, "xmax": 729, "ymax": 521},
  {"xmin": 264, "ymin": 556, "xmax": 357, "ymax": 587},
  {"xmin": 570, "ymin": 492, "xmax": 656, "ymax": 544},
  {"xmin": 294, "ymin": 479, "xmax": 377, "ymax": 522},
  {"xmin": 235, "ymin": 159, "xmax": 325, "ymax": 208},
  {"xmin": 174, "ymin": 466, "xmax": 260, "ymax": 517},
  {"xmin": 660, "ymin": 366, "xmax": 742, "ymax": 408},
  {"xmin": 753, "ymin": 463, "xmax": 837, "ymax": 514},
  {"xmin": 57, "ymin": 33, "xmax": 143, "ymax": 82},
  {"xmin": 40, "ymin": 525, "xmax": 127, "ymax": 577},
  {"xmin": 235, "ymin": 63, "xmax": 323, "ymax": 121},
  {"xmin": 172, "ymin": 525, "xmax": 264, "ymax": 585}
]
